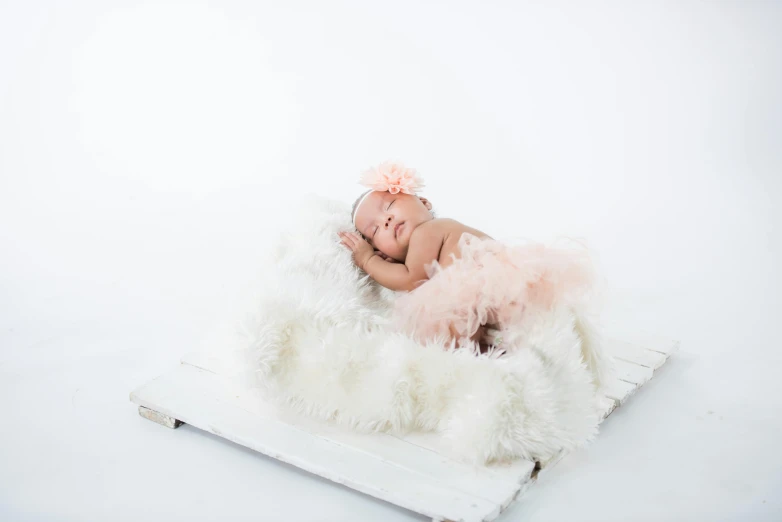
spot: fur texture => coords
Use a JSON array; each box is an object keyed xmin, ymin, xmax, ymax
[{"xmin": 225, "ymin": 195, "xmax": 614, "ymax": 465}]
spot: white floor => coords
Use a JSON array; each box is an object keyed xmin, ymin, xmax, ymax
[{"xmin": 1, "ymin": 1, "xmax": 780, "ymax": 521}]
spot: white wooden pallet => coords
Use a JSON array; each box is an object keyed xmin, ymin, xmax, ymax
[{"xmin": 130, "ymin": 335, "xmax": 677, "ymax": 522}]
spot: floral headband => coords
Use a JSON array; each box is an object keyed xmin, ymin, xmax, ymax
[{"xmin": 352, "ymin": 161, "xmax": 426, "ymax": 227}]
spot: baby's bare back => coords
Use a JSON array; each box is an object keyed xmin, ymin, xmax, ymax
[
  {"xmin": 436, "ymin": 219, "xmax": 493, "ymax": 269},
  {"xmin": 405, "ymin": 218, "xmax": 496, "ymax": 349},
  {"xmin": 407, "ymin": 218, "xmax": 492, "ymax": 277}
]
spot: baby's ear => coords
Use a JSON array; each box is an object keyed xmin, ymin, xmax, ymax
[{"xmin": 419, "ymin": 196, "xmax": 433, "ymax": 210}]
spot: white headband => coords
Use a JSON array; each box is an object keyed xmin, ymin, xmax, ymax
[{"xmin": 352, "ymin": 190, "xmax": 375, "ymax": 228}]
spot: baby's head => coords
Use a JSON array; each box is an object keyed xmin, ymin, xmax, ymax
[{"xmin": 351, "ymin": 162, "xmax": 434, "ymax": 262}]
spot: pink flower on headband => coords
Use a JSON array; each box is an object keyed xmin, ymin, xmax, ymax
[{"xmin": 359, "ymin": 161, "xmax": 425, "ymax": 195}]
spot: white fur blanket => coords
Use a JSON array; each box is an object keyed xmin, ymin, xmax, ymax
[{"xmin": 226, "ymin": 195, "xmax": 614, "ymax": 465}]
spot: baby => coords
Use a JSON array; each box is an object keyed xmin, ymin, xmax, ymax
[
  {"xmin": 338, "ymin": 161, "xmax": 499, "ymax": 350},
  {"xmin": 338, "ymin": 161, "xmax": 595, "ymax": 353}
]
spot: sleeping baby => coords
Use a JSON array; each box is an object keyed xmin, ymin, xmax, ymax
[{"xmin": 338, "ymin": 161, "xmax": 595, "ymax": 353}]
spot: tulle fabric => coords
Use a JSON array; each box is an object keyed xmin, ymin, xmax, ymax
[{"xmin": 392, "ymin": 233, "xmax": 596, "ymax": 348}]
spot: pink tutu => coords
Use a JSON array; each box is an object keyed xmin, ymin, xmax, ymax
[{"xmin": 392, "ymin": 233, "xmax": 596, "ymax": 349}]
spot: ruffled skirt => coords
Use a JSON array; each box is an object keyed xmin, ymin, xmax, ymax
[{"xmin": 392, "ymin": 233, "xmax": 597, "ymax": 350}]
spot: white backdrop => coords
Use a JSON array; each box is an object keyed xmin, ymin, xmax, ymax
[{"xmin": 1, "ymin": 1, "xmax": 780, "ymax": 521}]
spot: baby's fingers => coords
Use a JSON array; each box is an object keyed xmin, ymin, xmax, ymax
[{"xmin": 337, "ymin": 232, "xmax": 356, "ymax": 250}]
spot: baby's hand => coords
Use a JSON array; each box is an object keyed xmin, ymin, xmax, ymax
[{"xmin": 338, "ymin": 231, "xmax": 376, "ymax": 271}]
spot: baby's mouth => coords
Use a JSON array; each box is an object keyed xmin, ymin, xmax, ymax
[{"xmin": 395, "ymin": 222, "xmax": 404, "ymax": 238}]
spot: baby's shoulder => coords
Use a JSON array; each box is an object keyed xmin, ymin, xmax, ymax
[
  {"xmin": 416, "ymin": 217, "xmax": 462, "ymax": 231},
  {"xmin": 410, "ymin": 218, "xmax": 456, "ymax": 242},
  {"xmin": 416, "ymin": 218, "xmax": 474, "ymax": 237},
  {"xmin": 435, "ymin": 218, "xmax": 492, "ymax": 241}
]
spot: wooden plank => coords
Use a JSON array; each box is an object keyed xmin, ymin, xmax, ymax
[
  {"xmin": 605, "ymin": 338, "xmax": 668, "ymax": 369},
  {"xmin": 182, "ymin": 351, "xmax": 536, "ymax": 503},
  {"xmin": 394, "ymin": 430, "xmax": 537, "ymax": 488},
  {"xmin": 130, "ymin": 363, "xmax": 503, "ymax": 522},
  {"xmin": 598, "ymin": 395, "xmax": 617, "ymax": 418},
  {"xmin": 195, "ymin": 366, "xmax": 525, "ymax": 507},
  {"xmin": 602, "ymin": 378, "xmax": 638, "ymax": 405},
  {"xmin": 634, "ymin": 332, "xmax": 679, "ymax": 356},
  {"xmin": 181, "ymin": 350, "xmax": 223, "ymax": 374},
  {"xmin": 268, "ymin": 403, "xmax": 521, "ymax": 508},
  {"xmin": 613, "ymin": 359, "xmax": 654, "ymax": 385},
  {"xmin": 604, "ymin": 331, "xmax": 679, "ymax": 356},
  {"xmin": 181, "ymin": 351, "xmax": 547, "ymax": 490}
]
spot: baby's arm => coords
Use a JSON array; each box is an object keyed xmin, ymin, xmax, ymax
[
  {"xmin": 362, "ymin": 257, "xmax": 412, "ymax": 291},
  {"xmin": 364, "ymin": 224, "xmax": 445, "ymax": 292}
]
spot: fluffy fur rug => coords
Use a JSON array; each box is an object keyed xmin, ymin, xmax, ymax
[{"xmin": 226, "ymin": 195, "xmax": 614, "ymax": 465}]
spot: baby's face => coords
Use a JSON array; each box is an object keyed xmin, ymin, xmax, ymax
[{"xmin": 353, "ymin": 191, "xmax": 433, "ymax": 262}]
